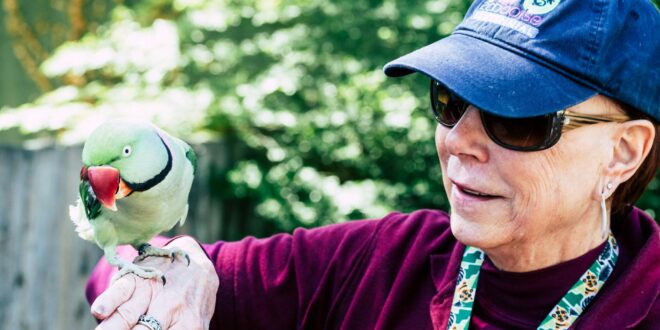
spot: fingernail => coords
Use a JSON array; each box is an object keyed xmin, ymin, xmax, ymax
[{"xmin": 92, "ymin": 305, "xmax": 105, "ymax": 316}]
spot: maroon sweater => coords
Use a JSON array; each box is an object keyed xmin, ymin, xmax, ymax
[{"xmin": 86, "ymin": 207, "xmax": 660, "ymax": 329}]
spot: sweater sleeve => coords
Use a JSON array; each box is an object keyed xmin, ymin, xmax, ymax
[
  {"xmin": 205, "ymin": 217, "xmax": 384, "ymax": 329},
  {"xmin": 635, "ymin": 298, "xmax": 659, "ymax": 329},
  {"xmin": 85, "ymin": 217, "xmax": 386, "ymax": 329}
]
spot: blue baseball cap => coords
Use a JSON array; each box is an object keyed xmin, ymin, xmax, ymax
[{"xmin": 384, "ymin": 0, "xmax": 660, "ymax": 121}]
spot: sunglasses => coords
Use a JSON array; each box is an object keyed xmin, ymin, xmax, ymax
[{"xmin": 430, "ymin": 80, "xmax": 630, "ymax": 151}]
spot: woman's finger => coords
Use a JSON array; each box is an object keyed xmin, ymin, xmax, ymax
[
  {"xmin": 91, "ymin": 275, "xmax": 136, "ymax": 319},
  {"xmin": 131, "ymin": 325, "xmax": 151, "ymax": 330},
  {"xmin": 130, "ymin": 312, "xmax": 170, "ymax": 330},
  {"xmin": 95, "ymin": 279, "xmax": 151, "ymax": 330},
  {"xmin": 138, "ymin": 302, "xmax": 175, "ymax": 330}
]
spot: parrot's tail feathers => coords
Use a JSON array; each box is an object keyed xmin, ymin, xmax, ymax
[{"xmin": 69, "ymin": 199, "xmax": 95, "ymax": 241}]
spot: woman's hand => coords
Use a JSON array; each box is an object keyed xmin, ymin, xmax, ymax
[{"xmin": 91, "ymin": 236, "xmax": 219, "ymax": 330}]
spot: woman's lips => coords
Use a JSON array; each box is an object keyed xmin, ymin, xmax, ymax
[{"xmin": 451, "ymin": 181, "xmax": 502, "ymax": 202}]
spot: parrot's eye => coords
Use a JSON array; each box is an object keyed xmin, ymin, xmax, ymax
[{"xmin": 122, "ymin": 145, "xmax": 132, "ymax": 157}]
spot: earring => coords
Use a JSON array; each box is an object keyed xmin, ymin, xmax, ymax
[{"xmin": 600, "ymin": 182, "xmax": 612, "ymax": 239}]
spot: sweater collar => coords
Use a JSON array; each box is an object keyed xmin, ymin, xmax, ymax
[{"xmin": 429, "ymin": 207, "xmax": 660, "ymax": 329}]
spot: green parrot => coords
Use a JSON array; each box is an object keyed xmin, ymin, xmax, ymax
[{"xmin": 69, "ymin": 120, "xmax": 197, "ymax": 283}]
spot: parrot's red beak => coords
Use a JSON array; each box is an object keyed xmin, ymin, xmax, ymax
[{"xmin": 86, "ymin": 166, "xmax": 120, "ymax": 211}]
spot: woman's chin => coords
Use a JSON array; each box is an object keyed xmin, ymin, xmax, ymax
[{"xmin": 449, "ymin": 211, "xmax": 506, "ymax": 249}]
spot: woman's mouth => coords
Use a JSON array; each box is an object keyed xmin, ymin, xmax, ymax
[
  {"xmin": 460, "ymin": 186, "xmax": 493, "ymax": 197},
  {"xmin": 451, "ymin": 181, "xmax": 502, "ymax": 202}
]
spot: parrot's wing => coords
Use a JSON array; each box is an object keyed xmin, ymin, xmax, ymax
[
  {"xmin": 154, "ymin": 126, "xmax": 197, "ymax": 176},
  {"xmin": 185, "ymin": 146, "xmax": 197, "ymax": 176},
  {"xmin": 178, "ymin": 204, "xmax": 189, "ymax": 227},
  {"xmin": 69, "ymin": 198, "xmax": 95, "ymax": 241},
  {"xmin": 161, "ymin": 132, "xmax": 195, "ymax": 228}
]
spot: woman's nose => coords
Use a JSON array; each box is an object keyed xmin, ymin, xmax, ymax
[{"xmin": 443, "ymin": 107, "xmax": 489, "ymax": 162}]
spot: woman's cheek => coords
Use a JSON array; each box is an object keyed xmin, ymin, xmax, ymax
[
  {"xmin": 509, "ymin": 158, "xmax": 564, "ymax": 236},
  {"xmin": 436, "ymin": 127, "xmax": 455, "ymax": 181},
  {"xmin": 435, "ymin": 125, "xmax": 450, "ymax": 158}
]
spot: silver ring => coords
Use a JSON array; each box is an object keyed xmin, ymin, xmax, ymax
[{"xmin": 138, "ymin": 314, "xmax": 163, "ymax": 330}]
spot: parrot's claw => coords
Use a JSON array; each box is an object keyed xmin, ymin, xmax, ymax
[
  {"xmin": 172, "ymin": 251, "xmax": 191, "ymax": 266},
  {"xmin": 111, "ymin": 262, "xmax": 166, "ymax": 285},
  {"xmin": 134, "ymin": 244, "xmax": 190, "ymax": 267}
]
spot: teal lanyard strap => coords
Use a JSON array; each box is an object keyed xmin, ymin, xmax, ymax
[{"xmin": 446, "ymin": 233, "xmax": 619, "ymax": 330}]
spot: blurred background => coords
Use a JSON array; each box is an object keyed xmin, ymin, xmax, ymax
[{"xmin": 0, "ymin": 0, "xmax": 658, "ymax": 329}]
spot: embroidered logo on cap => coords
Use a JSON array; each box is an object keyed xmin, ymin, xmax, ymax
[
  {"xmin": 469, "ymin": 0, "xmax": 562, "ymax": 38},
  {"xmin": 523, "ymin": 0, "xmax": 561, "ymax": 14}
]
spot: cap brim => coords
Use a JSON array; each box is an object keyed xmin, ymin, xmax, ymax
[{"xmin": 384, "ymin": 33, "xmax": 597, "ymax": 118}]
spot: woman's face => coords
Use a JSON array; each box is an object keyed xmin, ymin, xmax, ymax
[{"xmin": 435, "ymin": 96, "xmax": 619, "ymax": 250}]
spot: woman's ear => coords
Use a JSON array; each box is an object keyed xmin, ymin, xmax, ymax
[{"xmin": 606, "ymin": 120, "xmax": 655, "ymax": 184}]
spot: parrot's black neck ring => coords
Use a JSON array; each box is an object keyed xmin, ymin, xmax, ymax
[{"xmin": 124, "ymin": 135, "xmax": 173, "ymax": 192}]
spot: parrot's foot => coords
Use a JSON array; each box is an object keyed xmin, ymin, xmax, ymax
[
  {"xmin": 111, "ymin": 262, "xmax": 167, "ymax": 285},
  {"xmin": 134, "ymin": 243, "xmax": 191, "ymax": 266}
]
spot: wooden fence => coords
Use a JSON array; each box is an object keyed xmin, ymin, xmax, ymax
[{"xmin": 0, "ymin": 141, "xmax": 258, "ymax": 329}]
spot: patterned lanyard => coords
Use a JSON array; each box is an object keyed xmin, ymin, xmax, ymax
[{"xmin": 447, "ymin": 233, "xmax": 619, "ymax": 330}]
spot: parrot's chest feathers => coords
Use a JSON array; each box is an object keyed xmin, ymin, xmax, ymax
[
  {"xmin": 115, "ymin": 196, "xmax": 182, "ymax": 228},
  {"xmin": 98, "ymin": 157, "xmax": 193, "ymax": 244}
]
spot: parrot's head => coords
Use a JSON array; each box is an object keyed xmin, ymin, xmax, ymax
[{"xmin": 81, "ymin": 120, "xmax": 171, "ymax": 211}]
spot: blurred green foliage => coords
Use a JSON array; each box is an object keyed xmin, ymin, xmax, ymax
[
  {"xmin": 0, "ymin": 0, "xmax": 658, "ymax": 234},
  {"xmin": 173, "ymin": 0, "xmax": 470, "ymax": 230}
]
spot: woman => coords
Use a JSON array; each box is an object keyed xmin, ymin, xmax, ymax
[{"xmin": 86, "ymin": 0, "xmax": 660, "ymax": 329}]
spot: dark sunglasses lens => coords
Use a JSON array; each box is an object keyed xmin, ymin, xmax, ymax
[
  {"xmin": 430, "ymin": 81, "xmax": 466, "ymax": 127},
  {"xmin": 481, "ymin": 112, "xmax": 555, "ymax": 149}
]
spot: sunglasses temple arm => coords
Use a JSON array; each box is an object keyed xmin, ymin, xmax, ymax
[{"xmin": 562, "ymin": 114, "xmax": 629, "ymax": 131}]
